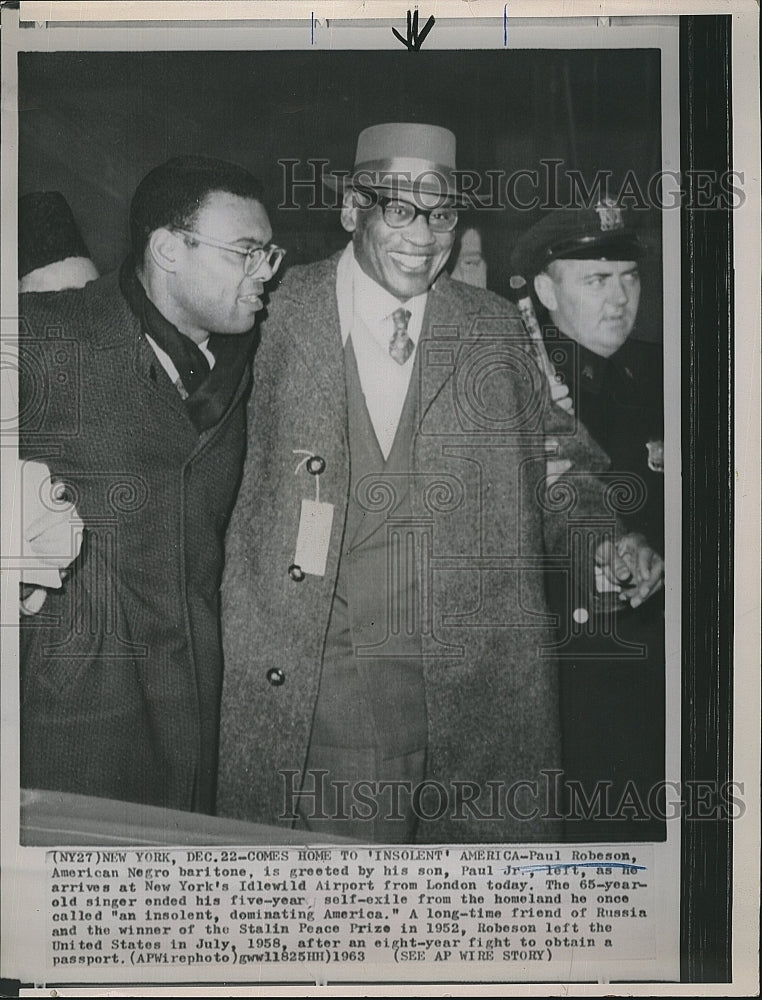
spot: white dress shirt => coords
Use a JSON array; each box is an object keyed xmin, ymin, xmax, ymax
[
  {"xmin": 145, "ymin": 333, "xmax": 215, "ymax": 395},
  {"xmin": 336, "ymin": 243, "xmax": 428, "ymax": 459}
]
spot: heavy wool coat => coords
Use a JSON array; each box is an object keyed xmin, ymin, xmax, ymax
[
  {"xmin": 18, "ymin": 272, "xmax": 251, "ymax": 812},
  {"xmin": 218, "ymin": 252, "xmax": 615, "ymax": 843}
]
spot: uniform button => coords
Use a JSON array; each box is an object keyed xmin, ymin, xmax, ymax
[
  {"xmin": 266, "ymin": 667, "xmax": 285, "ymax": 686},
  {"xmin": 306, "ymin": 455, "xmax": 326, "ymax": 475},
  {"xmin": 288, "ymin": 563, "xmax": 305, "ymax": 582}
]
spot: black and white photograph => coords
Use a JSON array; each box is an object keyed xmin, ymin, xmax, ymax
[{"xmin": 0, "ymin": 2, "xmax": 758, "ymax": 994}]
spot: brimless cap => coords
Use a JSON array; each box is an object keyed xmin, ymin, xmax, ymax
[
  {"xmin": 18, "ymin": 191, "xmax": 92, "ymax": 279},
  {"xmin": 325, "ymin": 122, "xmax": 466, "ymax": 205},
  {"xmin": 510, "ymin": 200, "xmax": 644, "ymax": 277}
]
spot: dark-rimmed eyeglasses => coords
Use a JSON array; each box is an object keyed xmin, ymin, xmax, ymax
[
  {"xmin": 174, "ymin": 228, "xmax": 286, "ymax": 276},
  {"xmin": 358, "ymin": 195, "xmax": 460, "ymax": 233}
]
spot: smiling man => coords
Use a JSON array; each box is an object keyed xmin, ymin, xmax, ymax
[
  {"xmin": 218, "ymin": 125, "xmax": 663, "ymax": 844},
  {"xmin": 18, "ymin": 156, "xmax": 282, "ymax": 813}
]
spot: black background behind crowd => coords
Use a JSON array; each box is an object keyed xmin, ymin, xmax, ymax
[
  {"xmin": 18, "ymin": 48, "xmax": 663, "ymax": 342},
  {"xmin": 14, "ymin": 23, "xmax": 734, "ymax": 983}
]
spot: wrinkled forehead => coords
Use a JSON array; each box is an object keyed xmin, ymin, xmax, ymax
[{"xmin": 548, "ymin": 257, "xmax": 640, "ymax": 280}]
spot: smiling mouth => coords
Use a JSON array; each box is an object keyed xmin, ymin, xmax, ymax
[
  {"xmin": 238, "ymin": 292, "xmax": 263, "ymax": 308},
  {"xmin": 388, "ymin": 252, "xmax": 432, "ymax": 273}
]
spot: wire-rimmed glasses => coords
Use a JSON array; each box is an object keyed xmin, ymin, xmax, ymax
[{"xmin": 174, "ymin": 228, "xmax": 286, "ymax": 276}]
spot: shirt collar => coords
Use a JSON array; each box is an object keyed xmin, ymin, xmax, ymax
[{"xmin": 336, "ymin": 242, "xmax": 429, "ymax": 346}]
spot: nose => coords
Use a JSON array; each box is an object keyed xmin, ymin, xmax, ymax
[
  {"xmin": 608, "ymin": 276, "xmax": 629, "ymax": 306},
  {"xmin": 251, "ymin": 258, "xmax": 275, "ymax": 282},
  {"xmin": 403, "ymin": 213, "xmax": 437, "ymax": 245}
]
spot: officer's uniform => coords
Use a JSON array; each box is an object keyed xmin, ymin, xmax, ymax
[{"xmin": 511, "ymin": 204, "xmax": 666, "ymax": 841}]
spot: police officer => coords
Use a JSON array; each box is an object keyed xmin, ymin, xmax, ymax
[{"xmin": 511, "ymin": 201, "xmax": 666, "ymax": 841}]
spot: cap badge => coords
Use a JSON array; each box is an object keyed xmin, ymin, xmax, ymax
[{"xmin": 595, "ymin": 198, "xmax": 624, "ymax": 232}]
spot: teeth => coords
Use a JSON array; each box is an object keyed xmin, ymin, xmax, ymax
[{"xmin": 389, "ymin": 252, "xmax": 429, "ymax": 271}]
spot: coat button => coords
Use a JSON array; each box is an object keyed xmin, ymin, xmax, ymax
[
  {"xmin": 306, "ymin": 455, "xmax": 326, "ymax": 475},
  {"xmin": 266, "ymin": 667, "xmax": 285, "ymax": 686},
  {"xmin": 288, "ymin": 563, "xmax": 305, "ymax": 582}
]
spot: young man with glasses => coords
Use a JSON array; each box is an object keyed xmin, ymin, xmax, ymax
[
  {"xmin": 18, "ymin": 155, "xmax": 282, "ymax": 816},
  {"xmin": 218, "ymin": 124, "xmax": 663, "ymax": 843}
]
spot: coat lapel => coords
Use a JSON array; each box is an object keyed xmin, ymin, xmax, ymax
[
  {"xmin": 84, "ymin": 271, "xmax": 194, "ymax": 423},
  {"xmin": 414, "ymin": 273, "xmax": 460, "ymax": 427},
  {"xmin": 271, "ymin": 254, "xmax": 349, "ymax": 445}
]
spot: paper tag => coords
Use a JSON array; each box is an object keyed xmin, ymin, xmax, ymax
[{"xmin": 293, "ymin": 500, "xmax": 334, "ymax": 577}]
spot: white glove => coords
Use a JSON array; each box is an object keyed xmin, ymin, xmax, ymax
[{"xmin": 17, "ymin": 460, "xmax": 83, "ymax": 614}]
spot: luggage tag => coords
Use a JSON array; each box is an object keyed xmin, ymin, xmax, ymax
[{"xmin": 292, "ymin": 451, "xmax": 334, "ymax": 577}]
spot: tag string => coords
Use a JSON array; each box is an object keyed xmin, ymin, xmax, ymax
[{"xmin": 292, "ymin": 448, "xmax": 320, "ymax": 503}]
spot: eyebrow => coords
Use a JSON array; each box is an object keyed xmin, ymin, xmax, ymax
[
  {"xmin": 233, "ymin": 236, "xmax": 270, "ymax": 248},
  {"xmin": 581, "ymin": 264, "xmax": 640, "ymax": 278}
]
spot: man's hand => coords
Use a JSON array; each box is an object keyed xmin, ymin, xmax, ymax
[{"xmin": 595, "ymin": 532, "xmax": 664, "ymax": 610}]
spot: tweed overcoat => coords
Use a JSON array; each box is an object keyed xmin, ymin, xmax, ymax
[
  {"xmin": 218, "ymin": 252, "xmax": 615, "ymax": 842},
  {"xmin": 18, "ymin": 271, "xmax": 251, "ymax": 812}
]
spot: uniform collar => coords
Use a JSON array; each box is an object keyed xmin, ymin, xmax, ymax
[{"xmin": 553, "ymin": 328, "xmax": 638, "ymax": 393}]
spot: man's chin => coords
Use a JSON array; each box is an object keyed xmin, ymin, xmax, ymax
[{"xmin": 382, "ymin": 269, "xmax": 436, "ymax": 300}]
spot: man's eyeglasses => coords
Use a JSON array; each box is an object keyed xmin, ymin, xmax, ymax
[
  {"xmin": 174, "ymin": 228, "xmax": 286, "ymax": 276},
  {"xmin": 358, "ymin": 194, "xmax": 460, "ymax": 233}
]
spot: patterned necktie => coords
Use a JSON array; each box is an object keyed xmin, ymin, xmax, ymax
[{"xmin": 389, "ymin": 307, "xmax": 414, "ymax": 365}]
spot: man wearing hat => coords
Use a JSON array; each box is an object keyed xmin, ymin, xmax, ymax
[
  {"xmin": 18, "ymin": 157, "xmax": 282, "ymax": 814},
  {"xmin": 18, "ymin": 191, "xmax": 100, "ymax": 293},
  {"xmin": 511, "ymin": 202, "xmax": 666, "ymax": 840},
  {"xmin": 218, "ymin": 125, "xmax": 664, "ymax": 843}
]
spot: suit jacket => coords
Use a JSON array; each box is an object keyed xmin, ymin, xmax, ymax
[
  {"xmin": 218, "ymin": 252, "xmax": 617, "ymax": 842},
  {"xmin": 18, "ymin": 271, "xmax": 251, "ymax": 813}
]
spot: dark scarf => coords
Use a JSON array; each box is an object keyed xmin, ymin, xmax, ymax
[{"xmin": 119, "ymin": 257, "xmax": 258, "ymax": 432}]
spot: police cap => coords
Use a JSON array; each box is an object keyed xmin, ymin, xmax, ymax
[{"xmin": 510, "ymin": 200, "xmax": 644, "ymax": 278}]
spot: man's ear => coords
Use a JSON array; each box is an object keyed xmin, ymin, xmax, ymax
[
  {"xmin": 148, "ymin": 228, "xmax": 181, "ymax": 274},
  {"xmin": 340, "ymin": 189, "xmax": 359, "ymax": 234},
  {"xmin": 534, "ymin": 271, "xmax": 558, "ymax": 312}
]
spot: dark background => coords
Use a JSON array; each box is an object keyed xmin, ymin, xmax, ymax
[{"xmin": 18, "ymin": 48, "xmax": 663, "ymax": 341}]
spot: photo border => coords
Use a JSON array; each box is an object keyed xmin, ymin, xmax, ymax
[{"xmin": 0, "ymin": 2, "xmax": 758, "ymax": 995}]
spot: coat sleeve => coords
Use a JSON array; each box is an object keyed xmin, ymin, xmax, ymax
[
  {"xmin": 17, "ymin": 290, "xmax": 83, "ymax": 446},
  {"xmin": 455, "ymin": 282, "xmax": 623, "ymax": 568},
  {"xmin": 467, "ymin": 292, "xmax": 625, "ymax": 571},
  {"xmin": 538, "ymin": 383, "xmax": 628, "ymax": 586}
]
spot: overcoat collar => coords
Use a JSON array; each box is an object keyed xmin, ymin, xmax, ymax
[{"xmin": 79, "ymin": 270, "xmax": 251, "ymax": 439}]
